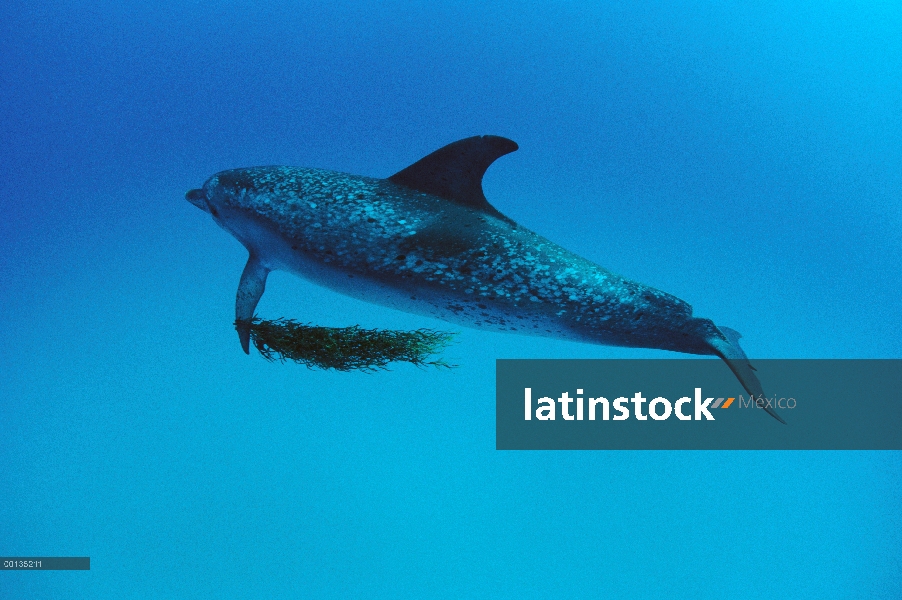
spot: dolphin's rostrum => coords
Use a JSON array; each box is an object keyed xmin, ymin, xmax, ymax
[{"xmin": 187, "ymin": 135, "xmax": 784, "ymax": 423}]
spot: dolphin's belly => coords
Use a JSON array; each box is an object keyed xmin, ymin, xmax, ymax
[
  {"xmin": 269, "ymin": 237, "xmax": 636, "ymax": 347},
  {"xmin": 275, "ymin": 245, "xmax": 562, "ymax": 333}
]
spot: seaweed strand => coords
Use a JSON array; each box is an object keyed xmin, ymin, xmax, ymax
[{"xmin": 236, "ymin": 317, "xmax": 456, "ymax": 371}]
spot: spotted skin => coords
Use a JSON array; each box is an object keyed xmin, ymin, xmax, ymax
[{"xmin": 200, "ymin": 166, "xmax": 722, "ymax": 355}]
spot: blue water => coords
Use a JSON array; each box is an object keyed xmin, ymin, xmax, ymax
[{"xmin": 2, "ymin": 1, "xmax": 900, "ymax": 597}]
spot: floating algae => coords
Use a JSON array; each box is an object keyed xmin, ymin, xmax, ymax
[{"xmin": 236, "ymin": 318, "xmax": 456, "ymax": 371}]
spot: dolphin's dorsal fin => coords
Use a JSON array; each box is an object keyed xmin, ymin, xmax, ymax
[{"xmin": 388, "ymin": 135, "xmax": 518, "ymax": 219}]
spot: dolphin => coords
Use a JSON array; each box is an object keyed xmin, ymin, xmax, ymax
[{"xmin": 187, "ymin": 135, "xmax": 783, "ymax": 423}]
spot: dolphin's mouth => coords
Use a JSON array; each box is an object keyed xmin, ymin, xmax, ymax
[{"xmin": 186, "ymin": 188, "xmax": 209, "ymax": 212}]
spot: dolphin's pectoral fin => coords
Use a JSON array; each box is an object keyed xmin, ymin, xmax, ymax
[
  {"xmin": 235, "ymin": 253, "xmax": 269, "ymax": 354},
  {"xmin": 388, "ymin": 135, "xmax": 518, "ymax": 221},
  {"xmin": 709, "ymin": 327, "xmax": 786, "ymax": 424}
]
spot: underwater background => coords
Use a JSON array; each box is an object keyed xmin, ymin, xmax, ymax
[{"xmin": 2, "ymin": 1, "xmax": 900, "ymax": 598}]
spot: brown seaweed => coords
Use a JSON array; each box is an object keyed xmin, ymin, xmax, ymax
[{"xmin": 236, "ymin": 318, "xmax": 456, "ymax": 371}]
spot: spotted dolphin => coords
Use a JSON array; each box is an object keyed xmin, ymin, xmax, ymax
[{"xmin": 187, "ymin": 135, "xmax": 783, "ymax": 422}]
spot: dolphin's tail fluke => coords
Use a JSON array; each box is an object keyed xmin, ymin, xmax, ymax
[{"xmin": 708, "ymin": 327, "xmax": 785, "ymax": 424}]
